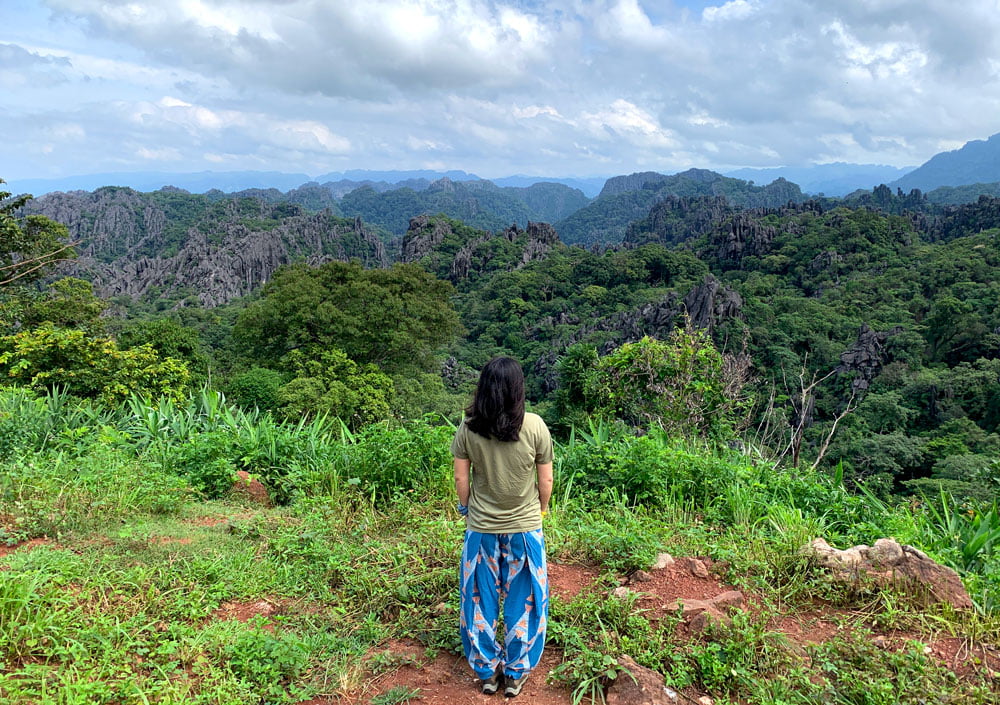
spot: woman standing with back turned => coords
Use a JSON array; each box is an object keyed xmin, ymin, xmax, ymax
[{"xmin": 451, "ymin": 357, "xmax": 554, "ymax": 698}]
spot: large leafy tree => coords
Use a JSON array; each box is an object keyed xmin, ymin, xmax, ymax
[
  {"xmin": 1, "ymin": 179, "xmax": 74, "ymax": 289},
  {"xmin": 277, "ymin": 348, "xmax": 393, "ymax": 428},
  {"xmin": 0, "ymin": 325, "xmax": 191, "ymax": 403},
  {"xmin": 234, "ymin": 261, "xmax": 461, "ymax": 375}
]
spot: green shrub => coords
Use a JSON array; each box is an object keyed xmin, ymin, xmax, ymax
[
  {"xmin": 226, "ymin": 366, "xmax": 285, "ymax": 412},
  {"xmin": 0, "ymin": 325, "xmax": 191, "ymax": 403},
  {"xmin": 224, "ymin": 629, "xmax": 309, "ymax": 696}
]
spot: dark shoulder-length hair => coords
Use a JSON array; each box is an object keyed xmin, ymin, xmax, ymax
[{"xmin": 465, "ymin": 356, "xmax": 525, "ymax": 442}]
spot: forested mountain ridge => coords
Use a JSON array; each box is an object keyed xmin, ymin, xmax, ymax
[
  {"xmin": 339, "ymin": 178, "xmax": 589, "ymax": 235},
  {"xmin": 892, "ymin": 131, "xmax": 1000, "ymax": 192},
  {"xmin": 556, "ymin": 169, "xmax": 806, "ymax": 246}
]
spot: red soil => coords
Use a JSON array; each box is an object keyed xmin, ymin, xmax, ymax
[
  {"xmin": 0, "ymin": 538, "xmax": 49, "ymax": 557},
  {"xmin": 311, "ymin": 557, "xmax": 998, "ymax": 704},
  {"xmin": 211, "ymin": 598, "xmax": 280, "ymax": 631},
  {"xmin": 317, "ymin": 641, "xmax": 573, "ymax": 705}
]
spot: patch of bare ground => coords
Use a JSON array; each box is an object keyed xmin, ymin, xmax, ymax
[
  {"xmin": 548, "ymin": 561, "xmax": 603, "ymax": 600},
  {"xmin": 186, "ymin": 513, "xmax": 255, "ymax": 528},
  {"xmin": 149, "ymin": 535, "xmax": 194, "ymax": 545},
  {"xmin": 0, "ymin": 538, "xmax": 50, "ymax": 558},
  {"xmin": 770, "ymin": 609, "xmax": 845, "ymax": 644},
  {"xmin": 295, "ymin": 556, "xmax": 998, "ymax": 703},
  {"xmin": 211, "ymin": 598, "xmax": 281, "ymax": 631},
  {"xmin": 316, "ymin": 640, "xmax": 576, "ymax": 705}
]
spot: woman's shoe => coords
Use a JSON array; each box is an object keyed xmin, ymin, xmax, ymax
[
  {"xmin": 504, "ymin": 674, "xmax": 528, "ymax": 698},
  {"xmin": 481, "ymin": 667, "xmax": 503, "ymax": 695}
]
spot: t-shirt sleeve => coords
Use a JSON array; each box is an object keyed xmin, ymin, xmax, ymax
[
  {"xmin": 451, "ymin": 422, "xmax": 469, "ymax": 459},
  {"xmin": 534, "ymin": 419, "xmax": 554, "ymax": 464}
]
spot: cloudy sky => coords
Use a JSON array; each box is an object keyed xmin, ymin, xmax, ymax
[{"xmin": 3, "ymin": 0, "xmax": 1000, "ymax": 181}]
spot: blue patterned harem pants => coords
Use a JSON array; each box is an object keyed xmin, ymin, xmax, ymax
[{"xmin": 459, "ymin": 529, "xmax": 549, "ymax": 680}]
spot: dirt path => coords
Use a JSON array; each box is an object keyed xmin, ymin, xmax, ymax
[
  {"xmin": 322, "ymin": 557, "xmax": 1000, "ymax": 704},
  {"xmin": 5, "ymin": 530, "xmax": 996, "ymax": 702}
]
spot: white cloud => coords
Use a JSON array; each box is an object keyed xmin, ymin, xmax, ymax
[
  {"xmin": 4, "ymin": 0, "xmax": 1000, "ymax": 178},
  {"xmin": 137, "ymin": 146, "xmax": 181, "ymax": 160},
  {"xmin": 582, "ymin": 100, "xmax": 677, "ymax": 148},
  {"xmin": 702, "ymin": 0, "xmax": 757, "ymax": 23}
]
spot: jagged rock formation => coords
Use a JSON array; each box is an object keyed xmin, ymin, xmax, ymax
[
  {"xmin": 402, "ymin": 216, "xmax": 565, "ymax": 285},
  {"xmin": 530, "ymin": 275, "xmax": 744, "ymax": 394},
  {"xmin": 624, "ymin": 195, "xmax": 736, "ymax": 248},
  {"xmin": 27, "ymin": 188, "xmax": 387, "ymax": 307},
  {"xmin": 401, "ymin": 215, "xmax": 452, "ymax": 263},
  {"xmin": 86, "ymin": 214, "xmax": 385, "ymax": 307},
  {"xmin": 711, "ymin": 211, "xmax": 777, "ymax": 266},
  {"xmin": 836, "ymin": 324, "xmax": 903, "ymax": 397},
  {"xmin": 701, "ymin": 201, "xmax": 825, "ymax": 269},
  {"xmin": 559, "ymin": 170, "xmax": 807, "ymax": 247},
  {"xmin": 599, "ymin": 171, "xmax": 673, "ymax": 198},
  {"xmin": 520, "ymin": 221, "xmax": 560, "ymax": 265},
  {"xmin": 682, "ymin": 275, "xmax": 744, "ymax": 333}
]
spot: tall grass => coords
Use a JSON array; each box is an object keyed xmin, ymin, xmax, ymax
[{"xmin": 3, "ymin": 386, "xmax": 1000, "ymax": 610}]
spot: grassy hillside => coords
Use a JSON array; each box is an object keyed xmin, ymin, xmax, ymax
[{"xmin": 1, "ymin": 389, "xmax": 998, "ymax": 704}]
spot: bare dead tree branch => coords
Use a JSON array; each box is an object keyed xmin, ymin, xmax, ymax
[
  {"xmin": 0, "ymin": 241, "xmax": 81, "ymax": 273},
  {"xmin": 810, "ymin": 390, "xmax": 858, "ymax": 471},
  {"xmin": 0, "ymin": 257, "xmax": 77, "ymax": 287}
]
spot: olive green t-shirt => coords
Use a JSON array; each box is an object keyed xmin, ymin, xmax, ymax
[{"xmin": 451, "ymin": 412, "xmax": 554, "ymax": 534}]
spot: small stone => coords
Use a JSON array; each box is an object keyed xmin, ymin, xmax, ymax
[
  {"xmin": 923, "ymin": 645, "xmax": 933, "ymax": 655},
  {"xmin": 709, "ymin": 591, "xmax": 744, "ymax": 611},
  {"xmin": 664, "ymin": 598, "xmax": 711, "ymax": 618},
  {"xmin": 697, "ymin": 696, "xmax": 714, "ymax": 705},
  {"xmin": 606, "ymin": 655, "xmax": 676, "ymax": 705},
  {"xmin": 686, "ymin": 558, "xmax": 710, "ymax": 579},
  {"xmin": 611, "ymin": 586, "xmax": 633, "ymax": 599},
  {"xmin": 632, "ymin": 570, "xmax": 653, "ymax": 583},
  {"xmin": 652, "ymin": 552, "xmax": 675, "ymax": 570},
  {"xmin": 689, "ymin": 608, "xmax": 731, "ymax": 634}
]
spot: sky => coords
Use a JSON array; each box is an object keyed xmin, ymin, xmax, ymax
[{"xmin": 2, "ymin": 0, "xmax": 1000, "ymax": 181}]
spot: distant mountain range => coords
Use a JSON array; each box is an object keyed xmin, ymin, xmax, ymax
[
  {"xmin": 8, "ymin": 130, "xmax": 1000, "ymax": 202},
  {"xmin": 9, "ymin": 170, "xmax": 609, "ymax": 199},
  {"xmin": 724, "ymin": 163, "xmax": 913, "ymax": 197},
  {"xmin": 891, "ymin": 133, "xmax": 1000, "ymax": 192}
]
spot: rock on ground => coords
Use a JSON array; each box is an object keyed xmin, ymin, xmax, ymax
[
  {"xmin": 606, "ymin": 655, "xmax": 677, "ymax": 705},
  {"xmin": 804, "ymin": 537, "xmax": 972, "ymax": 609}
]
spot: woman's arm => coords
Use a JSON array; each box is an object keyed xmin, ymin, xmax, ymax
[
  {"xmin": 454, "ymin": 457, "xmax": 471, "ymax": 507},
  {"xmin": 537, "ymin": 462, "xmax": 553, "ymax": 513}
]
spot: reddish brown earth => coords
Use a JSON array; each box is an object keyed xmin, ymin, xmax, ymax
[
  {"xmin": 310, "ymin": 558, "xmax": 999, "ymax": 704},
  {"xmin": 232, "ymin": 471, "xmax": 271, "ymax": 506},
  {"xmin": 212, "ymin": 598, "xmax": 280, "ymax": 630},
  {"xmin": 186, "ymin": 512, "xmax": 255, "ymax": 527},
  {"xmin": 630, "ymin": 558, "xmax": 732, "ymax": 621},
  {"xmin": 771, "ymin": 609, "xmax": 845, "ymax": 644},
  {"xmin": 0, "ymin": 538, "xmax": 49, "ymax": 557},
  {"xmin": 2, "ymin": 534, "xmax": 994, "ymax": 699},
  {"xmin": 548, "ymin": 561, "xmax": 602, "ymax": 600}
]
